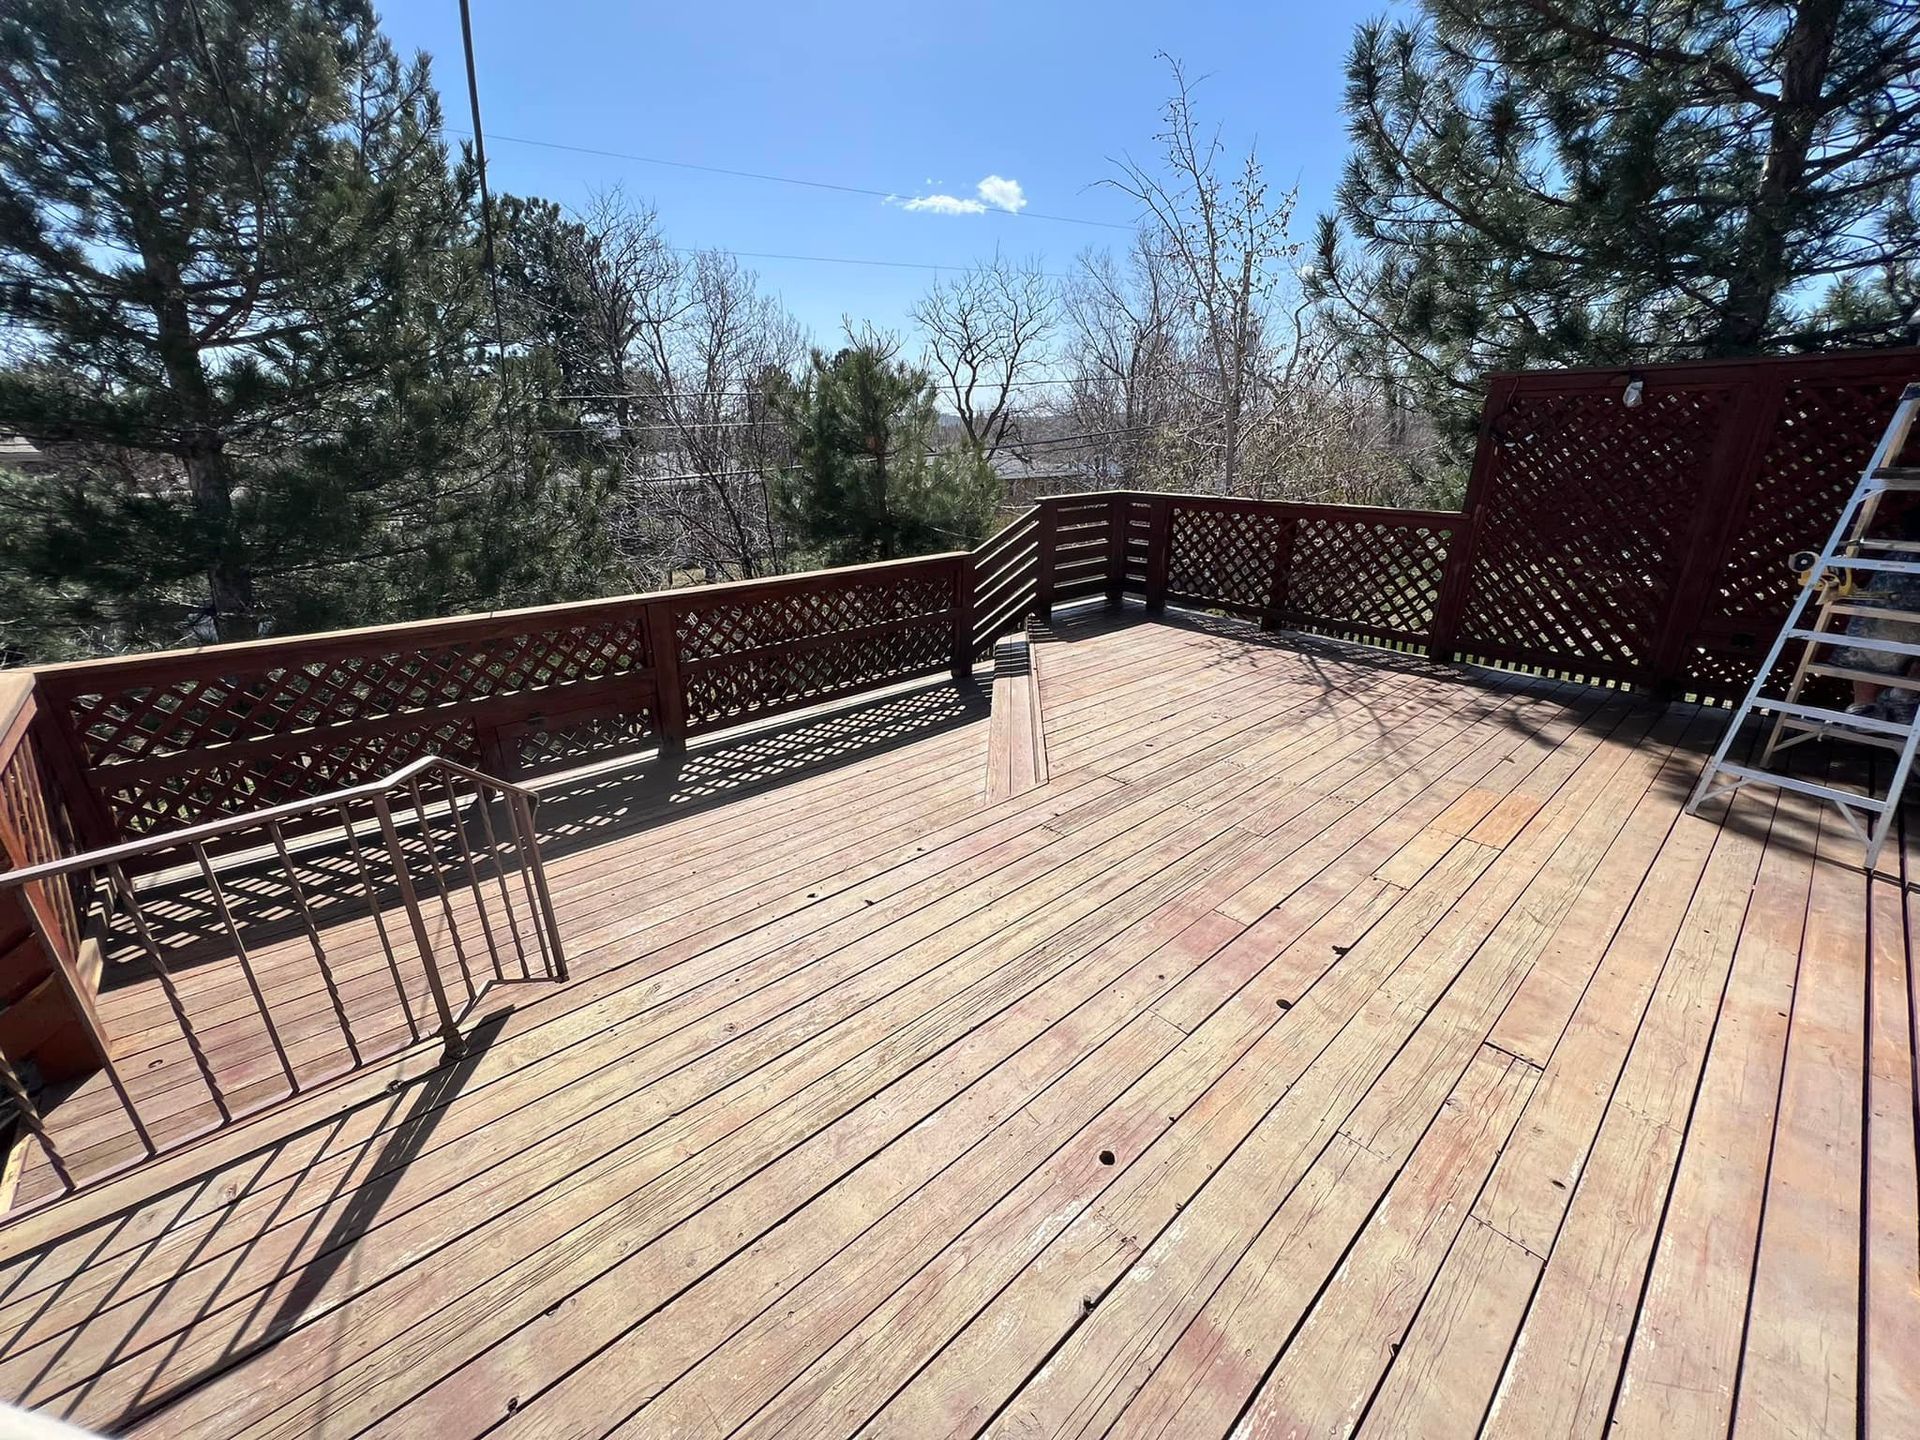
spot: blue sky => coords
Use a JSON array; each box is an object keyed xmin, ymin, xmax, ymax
[{"xmin": 375, "ymin": 0, "xmax": 1394, "ymax": 341}]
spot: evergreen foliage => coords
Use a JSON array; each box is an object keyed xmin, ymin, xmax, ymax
[
  {"xmin": 772, "ymin": 337, "xmax": 1002, "ymax": 567},
  {"xmin": 1313, "ymin": 0, "xmax": 1920, "ymax": 454},
  {"xmin": 0, "ymin": 0, "xmax": 619, "ymax": 657}
]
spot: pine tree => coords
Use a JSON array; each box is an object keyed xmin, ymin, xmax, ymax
[
  {"xmin": 772, "ymin": 335, "xmax": 1002, "ymax": 567},
  {"xmin": 1313, "ymin": 0, "xmax": 1920, "ymax": 454},
  {"xmin": 0, "ymin": 0, "xmax": 590, "ymax": 655}
]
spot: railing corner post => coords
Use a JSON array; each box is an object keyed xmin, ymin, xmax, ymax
[
  {"xmin": 1033, "ymin": 501, "xmax": 1059, "ymax": 626},
  {"xmin": 1427, "ymin": 502, "xmax": 1480, "ymax": 663},
  {"xmin": 1105, "ymin": 494, "xmax": 1128, "ymax": 610},
  {"xmin": 950, "ymin": 553, "xmax": 974, "ymax": 680},
  {"xmin": 1144, "ymin": 496, "xmax": 1171, "ymax": 616},
  {"xmin": 645, "ymin": 599, "xmax": 688, "ymax": 753},
  {"xmin": 1260, "ymin": 510, "xmax": 1299, "ymax": 634}
]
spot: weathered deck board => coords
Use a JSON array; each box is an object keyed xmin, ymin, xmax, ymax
[{"xmin": 0, "ymin": 604, "xmax": 1906, "ymax": 1440}]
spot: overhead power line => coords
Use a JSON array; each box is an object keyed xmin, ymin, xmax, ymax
[
  {"xmin": 666, "ymin": 246, "xmax": 1072, "ymax": 280},
  {"xmin": 554, "ymin": 374, "xmax": 1157, "ymax": 402},
  {"xmin": 439, "ymin": 126, "xmax": 1135, "ymax": 233},
  {"xmin": 456, "ymin": 0, "xmax": 517, "ymax": 465}
]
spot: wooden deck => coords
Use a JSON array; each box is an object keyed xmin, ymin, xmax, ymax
[{"xmin": 0, "ymin": 604, "xmax": 1915, "ymax": 1439}]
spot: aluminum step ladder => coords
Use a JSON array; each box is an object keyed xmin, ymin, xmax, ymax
[{"xmin": 1687, "ymin": 382, "xmax": 1920, "ymax": 866}]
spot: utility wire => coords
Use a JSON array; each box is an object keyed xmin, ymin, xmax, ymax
[
  {"xmin": 439, "ymin": 126, "xmax": 1135, "ymax": 232},
  {"xmin": 665, "ymin": 246, "xmax": 1071, "ymax": 280},
  {"xmin": 456, "ymin": 0, "xmax": 517, "ymax": 465},
  {"xmin": 553, "ymin": 373, "xmax": 1156, "ymax": 402}
]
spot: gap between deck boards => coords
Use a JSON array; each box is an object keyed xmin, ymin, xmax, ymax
[{"xmin": 986, "ymin": 631, "xmax": 1050, "ymax": 803}]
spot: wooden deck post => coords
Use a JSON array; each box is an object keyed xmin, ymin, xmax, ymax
[
  {"xmin": 1144, "ymin": 496, "xmax": 1171, "ymax": 616},
  {"xmin": 644, "ymin": 599, "xmax": 688, "ymax": 751},
  {"xmin": 950, "ymin": 554, "xmax": 974, "ymax": 679},
  {"xmin": 1260, "ymin": 510, "xmax": 1298, "ymax": 633},
  {"xmin": 1033, "ymin": 501, "xmax": 1059, "ymax": 625},
  {"xmin": 1646, "ymin": 374, "xmax": 1786, "ymax": 697},
  {"xmin": 1105, "ymin": 494, "xmax": 1129, "ymax": 609}
]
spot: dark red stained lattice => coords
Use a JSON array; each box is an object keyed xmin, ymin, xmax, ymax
[
  {"xmin": 504, "ymin": 706, "xmax": 657, "ymax": 779},
  {"xmin": 1282, "ymin": 515, "xmax": 1455, "ymax": 642},
  {"xmin": 1682, "ymin": 374, "xmax": 1920, "ymax": 695},
  {"xmin": 40, "ymin": 606, "xmax": 657, "ymax": 837},
  {"xmin": 673, "ymin": 571, "xmax": 953, "ymax": 661},
  {"xmin": 1166, "ymin": 503, "xmax": 1288, "ymax": 614},
  {"xmin": 29, "ymin": 557, "xmax": 969, "ymax": 846},
  {"xmin": 1452, "ymin": 350, "xmax": 1920, "ymax": 697},
  {"xmin": 1160, "ymin": 498, "xmax": 1457, "ymax": 646},
  {"xmin": 674, "ymin": 562, "xmax": 960, "ymax": 733},
  {"xmin": 1455, "ymin": 383, "xmax": 1733, "ymax": 682}
]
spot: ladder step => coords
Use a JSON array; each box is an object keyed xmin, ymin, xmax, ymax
[
  {"xmin": 1806, "ymin": 662, "xmax": 1920, "ymax": 690},
  {"xmin": 1852, "ymin": 539, "xmax": 1920, "ymax": 554},
  {"xmin": 1758, "ymin": 698, "xmax": 1914, "ymax": 735},
  {"xmin": 1824, "ymin": 556, "xmax": 1920, "ymax": 575},
  {"xmin": 1823, "ymin": 603, "xmax": 1920, "ymax": 624},
  {"xmin": 1778, "ymin": 719, "xmax": 1912, "ymax": 753},
  {"xmin": 1788, "ymin": 628, "xmax": 1920, "ymax": 657},
  {"xmin": 1872, "ymin": 465, "xmax": 1920, "ymax": 485},
  {"xmin": 1711, "ymin": 764, "xmax": 1889, "ymax": 812}
]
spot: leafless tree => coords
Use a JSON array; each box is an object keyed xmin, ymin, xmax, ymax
[
  {"xmin": 1107, "ymin": 55, "xmax": 1300, "ymax": 494},
  {"xmin": 626, "ymin": 248, "xmax": 805, "ymax": 583},
  {"xmin": 1055, "ymin": 238, "xmax": 1183, "ymax": 484},
  {"xmin": 565, "ymin": 190, "xmax": 674, "ymax": 434},
  {"xmin": 913, "ymin": 255, "xmax": 1056, "ymax": 458}
]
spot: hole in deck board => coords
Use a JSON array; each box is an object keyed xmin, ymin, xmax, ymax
[{"xmin": 1099, "ymin": 1149, "xmax": 1115, "ymax": 1166}]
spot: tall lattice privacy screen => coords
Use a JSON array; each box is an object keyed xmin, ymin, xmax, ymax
[{"xmin": 1453, "ymin": 350, "xmax": 1920, "ymax": 700}]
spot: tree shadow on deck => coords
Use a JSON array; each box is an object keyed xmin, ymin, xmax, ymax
[{"xmin": 1045, "ymin": 599, "xmax": 1897, "ymax": 878}]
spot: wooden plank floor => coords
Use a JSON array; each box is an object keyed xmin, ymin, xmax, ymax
[{"xmin": 0, "ymin": 604, "xmax": 1913, "ymax": 1440}]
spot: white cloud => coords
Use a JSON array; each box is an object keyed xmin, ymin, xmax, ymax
[
  {"xmin": 892, "ymin": 175, "xmax": 1028, "ymax": 216},
  {"xmin": 901, "ymin": 193, "xmax": 989, "ymax": 215},
  {"xmin": 975, "ymin": 175, "xmax": 1026, "ymax": 213}
]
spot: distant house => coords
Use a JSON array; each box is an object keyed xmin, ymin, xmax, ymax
[{"xmin": 0, "ymin": 433, "xmax": 53, "ymax": 473}]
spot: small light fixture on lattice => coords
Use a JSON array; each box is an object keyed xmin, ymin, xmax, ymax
[{"xmin": 1622, "ymin": 375, "xmax": 1644, "ymax": 408}]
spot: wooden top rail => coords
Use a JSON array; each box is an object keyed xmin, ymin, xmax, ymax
[
  {"xmin": 28, "ymin": 551, "xmax": 967, "ymax": 688},
  {"xmin": 0, "ymin": 753, "xmax": 536, "ymax": 891}
]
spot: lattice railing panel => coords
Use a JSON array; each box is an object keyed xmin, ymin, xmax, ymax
[
  {"xmin": 1284, "ymin": 517, "xmax": 1453, "ymax": 640},
  {"xmin": 60, "ymin": 612, "xmax": 653, "ymax": 768},
  {"xmin": 509, "ymin": 707, "xmax": 657, "ymax": 779},
  {"xmin": 94, "ymin": 719, "xmax": 481, "ymax": 838},
  {"xmin": 46, "ymin": 607, "xmax": 657, "ymax": 836},
  {"xmin": 1456, "ymin": 384, "xmax": 1732, "ymax": 678},
  {"xmin": 674, "ymin": 573, "xmax": 953, "ymax": 662},
  {"xmin": 1167, "ymin": 504, "xmax": 1287, "ymax": 613},
  {"xmin": 683, "ymin": 619, "xmax": 953, "ymax": 731}
]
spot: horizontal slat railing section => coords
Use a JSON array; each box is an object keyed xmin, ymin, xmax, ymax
[
  {"xmin": 29, "ymin": 553, "xmax": 973, "ymax": 850},
  {"xmin": 0, "ymin": 678, "xmax": 104, "ymax": 1095},
  {"xmin": 971, "ymin": 508, "xmax": 1040, "ymax": 658},
  {"xmin": 0, "ymin": 754, "xmax": 565, "ymax": 1212}
]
